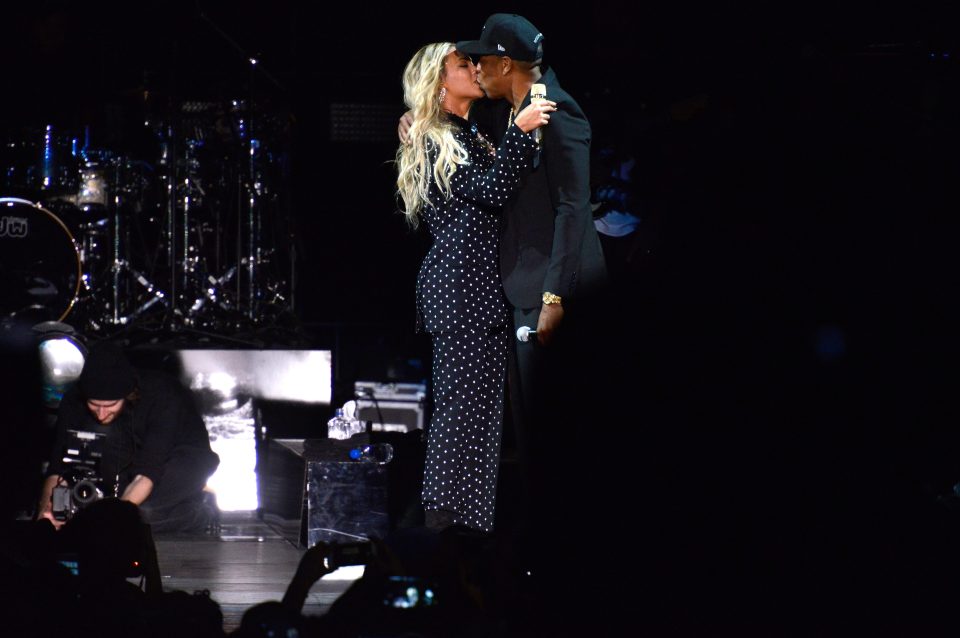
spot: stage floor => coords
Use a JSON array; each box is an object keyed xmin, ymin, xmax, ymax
[{"xmin": 152, "ymin": 512, "xmax": 357, "ymax": 633}]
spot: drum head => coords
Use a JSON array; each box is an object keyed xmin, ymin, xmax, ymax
[{"xmin": 0, "ymin": 198, "xmax": 82, "ymax": 322}]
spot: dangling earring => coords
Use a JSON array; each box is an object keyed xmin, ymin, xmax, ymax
[{"xmin": 438, "ymin": 86, "xmax": 447, "ymax": 105}]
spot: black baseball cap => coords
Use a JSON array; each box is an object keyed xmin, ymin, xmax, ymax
[{"xmin": 456, "ymin": 14, "xmax": 544, "ymax": 62}]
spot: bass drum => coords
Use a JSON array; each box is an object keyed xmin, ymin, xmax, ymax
[{"xmin": 0, "ymin": 198, "xmax": 82, "ymax": 323}]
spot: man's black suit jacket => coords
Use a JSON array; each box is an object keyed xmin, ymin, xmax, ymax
[{"xmin": 471, "ymin": 66, "xmax": 606, "ymax": 311}]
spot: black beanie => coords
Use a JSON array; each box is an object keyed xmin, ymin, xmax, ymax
[{"xmin": 78, "ymin": 342, "xmax": 137, "ymax": 400}]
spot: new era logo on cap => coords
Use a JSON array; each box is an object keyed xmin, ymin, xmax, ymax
[{"xmin": 497, "ymin": 44, "xmax": 506, "ymax": 52}]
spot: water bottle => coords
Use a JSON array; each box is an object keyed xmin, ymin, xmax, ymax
[
  {"xmin": 327, "ymin": 409, "xmax": 351, "ymax": 440},
  {"xmin": 328, "ymin": 404, "xmax": 365, "ymax": 440},
  {"xmin": 348, "ymin": 443, "xmax": 394, "ymax": 464}
]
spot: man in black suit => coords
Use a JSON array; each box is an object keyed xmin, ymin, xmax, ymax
[{"xmin": 456, "ymin": 14, "xmax": 607, "ymax": 522}]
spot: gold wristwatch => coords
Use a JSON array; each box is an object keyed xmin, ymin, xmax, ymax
[{"xmin": 542, "ymin": 292, "xmax": 562, "ymax": 305}]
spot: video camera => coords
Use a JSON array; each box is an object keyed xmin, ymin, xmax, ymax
[{"xmin": 51, "ymin": 429, "xmax": 114, "ymax": 521}]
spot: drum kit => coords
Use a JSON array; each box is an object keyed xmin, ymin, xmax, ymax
[{"xmin": 0, "ymin": 103, "xmax": 293, "ymax": 337}]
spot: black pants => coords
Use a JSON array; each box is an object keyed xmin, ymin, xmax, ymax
[
  {"xmin": 508, "ymin": 307, "xmax": 568, "ymax": 519},
  {"xmin": 134, "ymin": 447, "xmax": 219, "ymax": 534},
  {"xmin": 508, "ymin": 298, "xmax": 610, "ymax": 533}
]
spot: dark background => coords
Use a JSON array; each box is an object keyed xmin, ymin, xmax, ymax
[
  {"xmin": 3, "ymin": 1, "xmax": 960, "ymax": 628},
  {"xmin": 2, "ymin": 3, "xmax": 955, "ymax": 332}
]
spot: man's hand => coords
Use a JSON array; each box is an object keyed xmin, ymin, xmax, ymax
[
  {"xmin": 37, "ymin": 508, "xmax": 65, "ymax": 530},
  {"xmin": 398, "ymin": 110, "xmax": 414, "ymax": 145},
  {"xmin": 35, "ymin": 474, "xmax": 65, "ymax": 529},
  {"xmin": 536, "ymin": 303, "xmax": 564, "ymax": 347}
]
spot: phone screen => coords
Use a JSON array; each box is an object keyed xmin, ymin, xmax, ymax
[
  {"xmin": 382, "ymin": 576, "xmax": 437, "ymax": 609},
  {"xmin": 324, "ymin": 541, "xmax": 374, "ymax": 570},
  {"xmin": 59, "ymin": 558, "xmax": 79, "ymax": 576}
]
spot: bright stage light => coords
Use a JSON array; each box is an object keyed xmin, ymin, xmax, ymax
[{"xmin": 32, "ymin": 321, "xmax": 86, "ymax": 409}]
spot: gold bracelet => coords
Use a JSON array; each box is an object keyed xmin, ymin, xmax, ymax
[{"xmin": 542, "ymin": 292, "xmax": 562, "ymax": 305}]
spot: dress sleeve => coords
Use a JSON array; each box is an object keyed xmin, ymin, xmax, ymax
[{"xmin": 444, "ymin": 124, "xmax": 538, "ymax": 210}]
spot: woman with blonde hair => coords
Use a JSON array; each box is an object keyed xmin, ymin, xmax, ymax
[{"xmin": 396, "ymin": 42, "xmax": 555, "ymax": 532}]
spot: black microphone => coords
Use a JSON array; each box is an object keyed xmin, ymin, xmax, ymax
[{"xmin": 516, "ymin": 326, "xmax": 537, "ymax": 342}]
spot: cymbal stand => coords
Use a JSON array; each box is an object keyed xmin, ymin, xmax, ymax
[
  {"xmin": 197, "ymin": 7, "xmax": 290, "ymax": 328},
  {"xmin": 159, "ymin": 120, "xmax": 181, "ymax": 328},
  {"xmin": 108, "ymin": 158, "xmax": 169, "ymax": 327},
  {"xmin": 179, "ymin": 138, "xmax": 208, "ymax": 326},
  {"xmin": 153, "ymin": 46, "xmax": 203, "ymax": 334},
  {"xmin": 244, "ymin": 84, "xmax": 260, "ymax": 323},
  {"xmin": 155, "ymin": 118, "xmax": 211, "ymax": 329}
]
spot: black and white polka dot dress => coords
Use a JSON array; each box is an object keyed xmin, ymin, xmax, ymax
[{"xmin": 417, "ymin": 114, "xmax": 537, "ymax": 532}]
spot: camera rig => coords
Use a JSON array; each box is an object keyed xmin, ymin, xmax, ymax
[{"xmin": 51, "ymin": 429, "xmax": 117, "ymax": 521}]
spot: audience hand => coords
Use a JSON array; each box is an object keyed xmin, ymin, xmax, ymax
[{"xmin": 282, "ymin": 542, "xmax": 334, "ymax": 611}]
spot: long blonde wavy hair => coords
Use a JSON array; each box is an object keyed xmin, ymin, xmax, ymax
[{"xmin": 395, "ymin": 43, "xmax": 470, "ymax": 228}]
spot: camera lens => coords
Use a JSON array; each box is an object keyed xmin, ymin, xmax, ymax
[{"xmin": 72, "ymin": 480, "xmax": 101, "ymax": 505}]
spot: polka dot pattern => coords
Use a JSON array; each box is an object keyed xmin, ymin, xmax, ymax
[
  {"xmin": 422, "ymin": 326, "xmax": 508, "ymax": 532},
  {"xmin": 416, "ymin": 118, "xmax": 537, "ymax": 334},
  {"xmin": 415, "ymin": 116, "xmax": 536, "ymax": 533}
]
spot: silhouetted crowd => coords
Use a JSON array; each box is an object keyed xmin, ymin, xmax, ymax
[{"xmin": 0, "ymin": 497, "xmax": 575, "ymax": 638}]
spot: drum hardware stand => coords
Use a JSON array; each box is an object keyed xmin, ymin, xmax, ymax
[
  {"xmin": 78, "ymin": 183, "xmax": 170, "ymax": 331},
  {"xmin": 105, "ymin": 153, "xmax": 165, "ymax": 326},
  {"xmin": 76, "ymin": 9, "xmax": 296, "ymax": 339},
  {"xmin": 153, "ymin": 121, "xmax": 215, "ymax": 332},
  {"xmin": 109, "ymin": 259, "xmax": 168, "ymax": 325},
  {"xmin": 244, "ymin": 140, "xmax": 260, "ymax": 323},
  {"xmin": 188, "ymin": 264, "xmax": 238, "ymax": 316},
  {"xmin": 156, "ymin": 104, "xmax": 230, "ymax": 332},
  {"xmin": 147, "ymin": 128, "xmax": 252, "ymax": 341},
  {"xmin": 197, "ymin": 8, "xmax": 291, "ymax": 328},
  {"xmin": 161, "ymin": 120, "xmax": 181, "ymax": 329},
  {"xmin": 148, "ymin": 49, "xmax": 199, "ymax": 335},
  {"xmin": 179, "ymin": 166, "xmax": 207, "ymax": 324}
]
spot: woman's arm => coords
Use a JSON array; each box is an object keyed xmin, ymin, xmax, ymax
[{"xmin": 435, "ymin": 100, "xmax": 556, "ymax": 210}]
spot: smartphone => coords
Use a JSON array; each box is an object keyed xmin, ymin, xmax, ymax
[
  {"xmin": 323, "ymin": 541, "xmax": 374, "ymax": 570},
  {"xmin": 382, "ymin": 575, "xmax": 437, "ymax": 609},
  {"xmin": 57, "ymin": 553, "xmax": 80, "ymax": 577}
]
